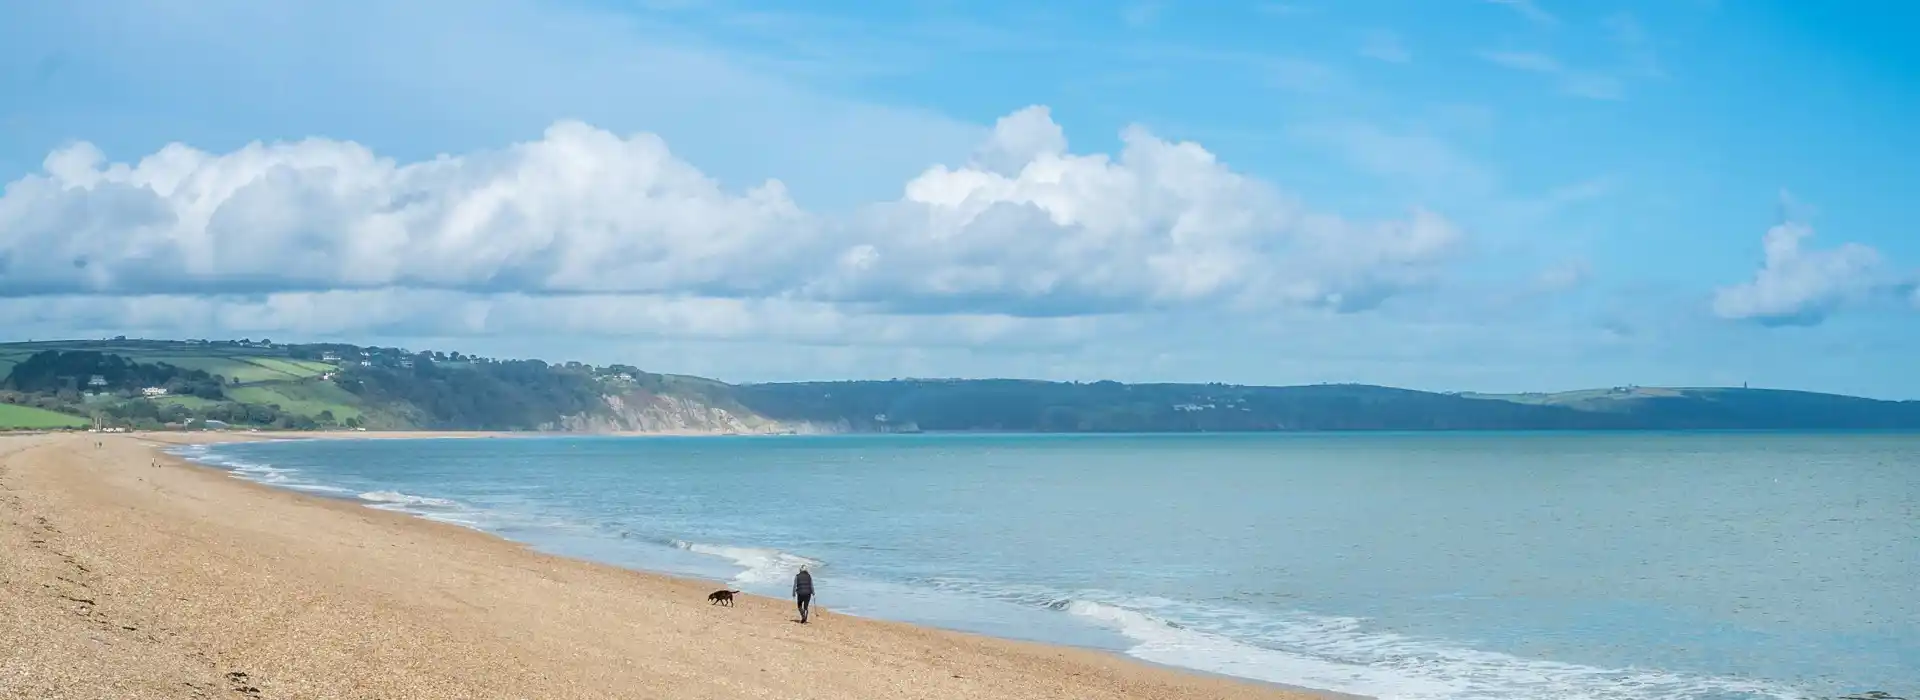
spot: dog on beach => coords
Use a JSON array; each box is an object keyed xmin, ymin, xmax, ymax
[{"xmin": 707, "ymin": 589, "xmax": 740, "ymax": 606}]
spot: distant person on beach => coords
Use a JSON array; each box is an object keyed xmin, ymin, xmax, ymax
[{"xmin": 793, "ymin": 566, "xmax": 815, "ymax": 623}]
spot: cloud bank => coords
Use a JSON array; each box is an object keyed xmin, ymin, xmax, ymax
[
  {"xmin": 1711, "ymin": 219, "xmax": 1897, "ymax": 326},
  {"xmin": 0, "ymin": 107, "xmax": 1459, "ymax": 320}
]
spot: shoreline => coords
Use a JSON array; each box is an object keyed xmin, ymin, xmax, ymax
[
  {"xmin": 1, "ymin": 430, "xmax": 1354, "ymax": 699},
  {"xmin": 160, "ymin": 432, "xmax": 1363, "ymax": 699}
]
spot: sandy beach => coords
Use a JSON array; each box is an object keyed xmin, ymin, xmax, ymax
[{"xmin": 0, "ymin": 431, "xmax": 1328, "ymax": 700}]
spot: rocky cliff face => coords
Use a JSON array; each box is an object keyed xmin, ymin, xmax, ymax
[{"xmin": 549, "ymin": 390, "xmax": 845, "ymax": 435}]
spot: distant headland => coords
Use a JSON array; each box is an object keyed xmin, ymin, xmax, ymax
[{"xmin": 3, "ymin": 338, "xmax": 1916, "ymax": 433}]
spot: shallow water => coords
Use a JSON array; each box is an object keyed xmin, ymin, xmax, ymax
[{"xmin": 176, "ymin": 432, "xmax": 1920, "ymax": 700}]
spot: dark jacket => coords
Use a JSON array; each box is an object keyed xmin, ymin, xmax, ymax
[{"xmin": 793, "ymin": 570, "xmax": 814, "ymax": 597}]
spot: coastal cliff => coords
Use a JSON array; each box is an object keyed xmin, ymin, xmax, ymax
[{"xmin": 550, "ymin": 391, "xmax": 841, "ymax": 435}]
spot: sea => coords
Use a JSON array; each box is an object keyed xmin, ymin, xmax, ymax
[{"xmin": 170, "ymin": 432, "xmax": 1919, "ymax": 700}]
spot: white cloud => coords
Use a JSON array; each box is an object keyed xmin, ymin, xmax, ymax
[
  {"xmin": 0, "ymin": 107, "xmax": 1462, "ymax": 320},
  {"xmin": 1, "ymin": 124, "xmax": 818, "ymax": 298},
  {"xmin": 2, "ymin": 0, "xmax": 984, "ymax": 209},
  {"xmin": 1360, "ymin": 30, "xmax": 1411, "ymax": 64},
  {"xmin": 1712, "ymin": 220, "xmax": 1892, "ymax": 326}
]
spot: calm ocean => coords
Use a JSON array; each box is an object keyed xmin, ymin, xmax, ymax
[{"xmin": 173, "ymin": 433, "xmax": 1919, "ymax": 700}]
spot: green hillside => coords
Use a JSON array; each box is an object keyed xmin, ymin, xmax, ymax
[
  {"xmin": 0, "ymin": 339, "xmax": 697, "ymax": 432},
  {"xmin": 0, "ymin": 340, "xmax": 330, "ymax": 383},
  {"xmin": 0, "ymin": 403, "xmax": 90, "ymax": 430},
  {"xmin": 0, "ymin": 339, "xmax": 384, "ymax": 431},
  {"xmin": 727, "ymin": 380, "xmax": 1920, "ymax": 432},
  {"xmin": 225, "ymin": 382, "xmax": 368, "ymax": 422},
  {"xmin": 1460, "ymin": 386, "xmax": 1689, "ymax": 411},
  {"xmin": 4, "ymin": 338, "xmax": 1917, "ymax": 433}
]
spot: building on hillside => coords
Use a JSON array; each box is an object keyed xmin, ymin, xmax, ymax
[
  {"xmin": 87, "ymin": 375, "xmax": 109, "ymax": 388},
  {"xmin": 141, "ymin": 387, "xmax": 169, "ymax": 397},
  {"xmin": 321, "ymin": 351, "xmax": 341, "ymax": 362}
]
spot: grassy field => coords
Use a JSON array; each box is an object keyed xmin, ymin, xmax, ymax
[
  {"xmin": 153, "ymin": 395, "xmax": 223, "ymax": 411},
  {"xmin": 225, "ymin": 382, "xmax": 366, "ymax": 421},
  {"xmin": 0, "ymin": 340, "xmax": 333, "ymax": 384},
  {"xmin": 0, "ymin": 403, "xmax": 90, "ymax": 430},
  {"xmin": 1459, "ymin": 387, "xmax": 1688, "ymax": 412},
  {"xmin": 1, "ymin": 339, "xmax": 366, "ymax": 427}
]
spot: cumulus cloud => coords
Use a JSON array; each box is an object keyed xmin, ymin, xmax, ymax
[
  {"xmin": 1711, "ymin": 220, "xmax": 1893, "ymax": 326},
  {"xmin": 2, "ymin": 124, "xmax": 817, "ymax": 298},
  {"xmin": 0, "ymin": 106, "xmax": 1461, "ymax": 318}
]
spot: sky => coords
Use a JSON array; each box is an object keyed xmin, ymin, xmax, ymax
[{"xmin": 1, "ymin": 0, "xmax": 1917, "ymax": 396}]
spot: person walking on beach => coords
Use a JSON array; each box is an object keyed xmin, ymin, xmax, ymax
[{"xmin": 793, "ymin": 565, "xmax": 815, "ymax": 623}]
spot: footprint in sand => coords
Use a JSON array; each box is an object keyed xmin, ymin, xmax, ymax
[{"xmin": 225, "ymin": 670, "xmax": 262, "ymax": 696}]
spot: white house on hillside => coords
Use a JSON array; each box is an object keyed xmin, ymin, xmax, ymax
[{"xmin": 141, "ymin": 387, "xmax": 169, "ymax": 397}]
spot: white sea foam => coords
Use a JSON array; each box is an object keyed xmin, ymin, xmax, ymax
[
  {"xmin": 357, "ymin": 490, "xmax": 463, "ymax": 509},
  {"xmin": 167, "ymin": 445, "xmax": 351, "ymax": 495},
  {"xmin": 350, "ymin": 491, "xmax": 494, "ymax": 529},
  {"xmin": 1052, "ymin": 596, "xmax": 1811, "ymax": 700},
  {"xmin": 671, "ymin": 540, "xmax": 822, "ymax": 585},
  {"xmin": 893, "ymin": 576, "xmax": 1810, "ymax": 700},
  {"xmin": 172, "ymin": 445, "xmax": 582, "ymax": 537}
]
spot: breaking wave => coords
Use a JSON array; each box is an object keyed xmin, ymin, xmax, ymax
[
  {"xmin": 671, "ymin": 540, "xmax": 823, "ymax": 585},
  {"xmin": 357, "ymin": 490, "xmax": 463, "ymax": 509},
  {"xmin": 1047, "ymin": 595, "xmax": 1805, "ymax": 700},
  {"xmin": 165, "ymin": 444, "xmax": 352, "ymax": 495}
]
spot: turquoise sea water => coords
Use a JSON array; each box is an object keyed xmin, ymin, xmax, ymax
[{"xmin": 175, "ymin": 433, "xmax": 1919, "ymax": 700}]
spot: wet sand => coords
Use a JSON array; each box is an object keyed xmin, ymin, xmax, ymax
[{"xmin": 0, "ymin": 432, "xmax": 1336, "ymax": 699}]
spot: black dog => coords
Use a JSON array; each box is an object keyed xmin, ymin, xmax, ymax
[{"xmin": 707, "ymin": 589, "xmax": 741, "ymax": 606}]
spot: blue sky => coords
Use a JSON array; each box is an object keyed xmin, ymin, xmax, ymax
[{"xmin": 1, "ymin": 0, "xmax": 1916, "ymax": 396}]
